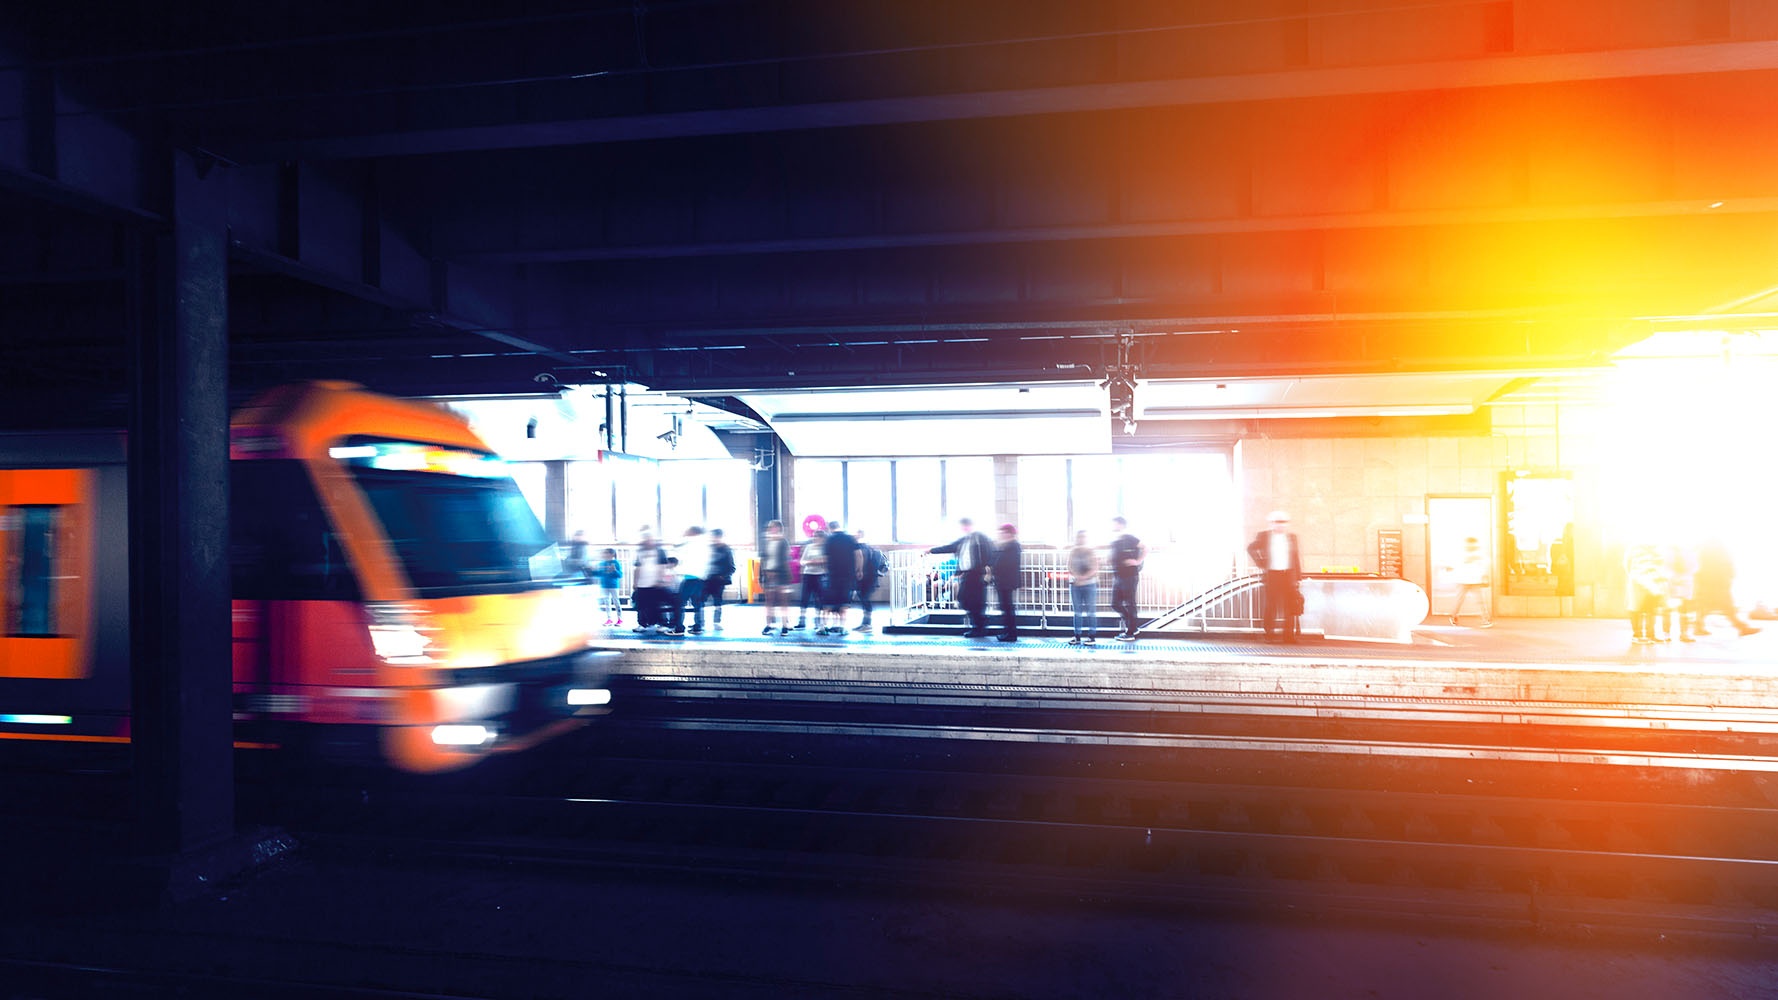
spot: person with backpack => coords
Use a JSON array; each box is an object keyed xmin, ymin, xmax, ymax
[
  {"xmin": 704, "ymin": 528, "xmax": 737, "ymax": 632},
  {"xmin": 854, "ymin": 529, "xmax": 888, "ymax": 633}
]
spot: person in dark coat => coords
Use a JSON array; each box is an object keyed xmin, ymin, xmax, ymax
[
  {"xmin": 1107, "ymin": 516, "xmax": 1148, "ymax": 641},
  {"xmin": 821, "ymin": 520, "xmax": 859, "ymax": 637},
  {"xmin": 703, "ymin": 528, "xmax": 736, "ymax": 631},
  {"xmin": 1246, "ymin": 510, "xmax": 1303, "ymax": 643},
  {"xmin": 1694, "ymin": 537, "xmax": 1759, "ymax": 637},
  {"xmin": 930, "ymin": 517, "xmax": 992, "ymax": 637},
  {"xmin": 853, "ymin": 529, "xmax": 885, "ymax": 633},
  {"xmin": 990, "ymin": 523, "xmax": 1022, "ymax": 642}
]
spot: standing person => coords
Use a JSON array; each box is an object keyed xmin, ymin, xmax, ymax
[
  {"xmin": 1108, "ymin": 516, "xmax": 1148, "ymax": 642},
  {"xmin": 704, "ymin": 528, "xmax": 736, "ymax": 632},
  {"xmin": 564, "ymin": 529, "xmax": 591, "ymax": 581},
  {"xmin": 1448, "ymin": 536, "xmax": 1493, "ymax": 628},
  {"xmin": 674, "ymin": 526, "xmax": 712, "ymax": 636},
  {"xmin": 930, "ymin": 517, "xmax": 992, "ymax": 637},
  {"xmin": 760, "ymin": 519, "xmax": 792, "ymax": 636},
  {"xmin": 1662, "ymin": 544, "xmax": 1697, "ymax": 643},
  {"xmin": 630, "ymin": 530, "xmax": 667, "ymax": 634},
  {"xmin": 1246, "ymin": 511, "xmax": 1302, "ymax": 643},
  {"xmin": 1624, "ymin": 543, "xmax": 1667, "ymax": 645},
  {"xmin": 794, "ymin": 525, "xmax": 828, "ymax": 631},
  {"xmin": 659, "ymin": 556, "xmax": 683, "ymax": 636},
  {"xmin": 592, "ymin": 547, "xmax": 623, "ymax": 627},
  {"xmin": 990, "ymin": 523, "xmax": 1022, "ymax": 643},
  {"xmin": 853, "ymin": 529, "xmax": 887, "ymax": 634},
  {"xmin": 1067, "ymin": 529, "xmax": 1101, "ymax": 646},
  {"xmin": 1694, "ymin": 536, "xmax": 1760, "ymax": 637},
  {"xmin": 821, "ymin": 520, "xmax": 859, "ymax": 637}
]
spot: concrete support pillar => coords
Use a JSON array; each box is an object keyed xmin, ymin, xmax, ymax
[
  {"xmin": 993, "ymin": 455, "xmax": 1018, "ymax": 530},
  {"xmin": 128, "ymin": 151, "xmax": 233, "ymax": 858},
  {"xmin": 778, "ymin": 451, "xmax": 797, "ymax": 533}
]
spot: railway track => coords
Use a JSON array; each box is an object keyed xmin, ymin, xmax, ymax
[
  {"xmin": 15, "ymin": 672, "xmax": 1778, "ymax": 940},
  {"xmin": 245, "ymin": 721, "xmax": 1778, "ymax": 941}
]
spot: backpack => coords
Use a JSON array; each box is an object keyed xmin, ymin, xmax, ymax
[{"xmin": 867, "ymin": 545, "xmax": 889, "ymax": 578}]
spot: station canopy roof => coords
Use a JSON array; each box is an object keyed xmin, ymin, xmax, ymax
[{"xmin": 737, "ymin": 371, "xmax": 1521, "ymax": 457}]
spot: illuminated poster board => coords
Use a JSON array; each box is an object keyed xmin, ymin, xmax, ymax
[{"xmin": 1502, "ymin": 472, "xmax": 1575, "ymax": 597}]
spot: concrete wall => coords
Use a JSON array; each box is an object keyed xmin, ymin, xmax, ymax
[
  {"xmin": 1234, "ymin": 403, "xmax": 1612, "ymax": 617},
  {"xmin": 993, "ymin": 455, "xmax": 1019, "ymax": 529}
]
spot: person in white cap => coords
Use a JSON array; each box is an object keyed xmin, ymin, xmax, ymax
[{"xmin": 1246, "ymin": 511, "xmax": 1302, "ymax": 643}]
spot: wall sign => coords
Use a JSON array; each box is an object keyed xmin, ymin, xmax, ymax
[{"xmin": 1377, "ymin": 529, "xmax": 1404, "ymax": 578}]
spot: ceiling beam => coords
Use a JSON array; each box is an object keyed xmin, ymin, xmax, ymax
[{"xmin": 220, "ymin": 40, "xmax": 1778, "ymax": 162}]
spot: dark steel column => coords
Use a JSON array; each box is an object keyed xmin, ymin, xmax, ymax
[
  {"xmin": 753, "ymin": 436, "xmax": 781, "ymax": 549},
  {"xmin": 128, "ymin": 151, "xmax": 233, "ymax": 857}
]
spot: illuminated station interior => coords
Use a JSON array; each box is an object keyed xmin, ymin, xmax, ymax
[{"xmin": 4, "ymin": 2, "xmax": 1778, "ymax": 996}]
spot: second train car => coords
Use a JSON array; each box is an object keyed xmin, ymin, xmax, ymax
[{"xmin": 0, "ymin": 381, "xmax": 613, "ymax": 772}]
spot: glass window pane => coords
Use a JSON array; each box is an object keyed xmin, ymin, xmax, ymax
[
  {"xmin": 1016, "ymin": 456, "xmax": 1068, "ymax": 546},
  {"xmin": 567, "ymin": 460, "xmax": 615, "ymax": 542},
  {"xmin": 508, "ymin": 461, "xmax": 548, "ymax": 523},
  {"xmin": 231, "ymin": 461, "xmax": 359, "ymax": 601},
  {"xmin": 659, "ymin": 461, "xmax": 707, "ymax": 534},
  {"xmin": 894, "ymin": 458, "xmax": 942, "ymax": 542},
  {"xmin": 349, "ymin": 466, "xmax": 560, "ymax": 594},
  {"xmin": 702, "ymin": 461, "xmax": 754, "ymax": 542},
  {"xmin": 795, "ymin": 459, "xmax": 843, "ymax": 532},
  {"xmin": 944, "ymin": 457, "xmax": 994, "ymax": 528},
  {"xmin": 612, "ymin": 457, "xmax": 660, "ymax": 542},
  {"xmin": 1070, "ymin": 455, "xmax": 1119, "ymax": 542},
  {"xmin": 846, "ymin": 461, "xmax": 891, "ymax": 541},
  {"xmin": 1113, "ymin": 452, "xmax": 1236, "ymax": 592},
  {"xmin": 6, "ymin": 506, "xmax": 59, "ymax": 635}
]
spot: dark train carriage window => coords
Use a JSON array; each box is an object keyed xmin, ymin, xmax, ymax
[
  {"xmin": 231, "ymin": 460, "xmax": 360, "ymax": 601},
  {"xmin": 5, "ymin": 505, "xmax": 61, "ymax": 636}
]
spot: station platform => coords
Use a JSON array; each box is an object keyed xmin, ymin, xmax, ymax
[{"xmin": 598, "ymin": 607, "xmax": 1778, "ymax": 715}]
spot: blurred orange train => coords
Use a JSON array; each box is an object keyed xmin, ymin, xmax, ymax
[{"xmin": 0, "ymin": 381, "xmax": 613, "ymax": 772}]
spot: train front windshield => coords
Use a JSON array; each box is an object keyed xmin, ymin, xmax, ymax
[{"xmin": 334, "ymin": 442, "xmax": 561, "ymax": 594}]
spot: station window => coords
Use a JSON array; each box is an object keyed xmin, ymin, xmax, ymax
[
  {"xmin": 5, "ymin": 505, "xmax": 61, "ymax": 636},
  {"xmin": 795, "ymin": 459, "xmax": 844, "ymax": 530},
  {"xmin": 944, "ymin": 457, "xmax": 995, "ymax": 528},
  {"xmin": 696, "ymin": 460, "xmax": 754, "ymax": 540},
  {"xmin": 611, "ymin": 458, "xmax": 661, "ymax": 541},
  {"xmin": 507, "ymin": 461, "xmax": 549, "ymax": 523},
  {"xmin": 893, "ymin": 458, "xmax": 942, "ymax": 542},
  {"xmin": 1070, "ymin": 455, "xmax": 1119, "ymax": 539},
  {"xmin": 659, "ymin": 461, "xmax": 707, "ymax": 536},
  {"xmin": 566, "ymin": 460, "xmax": 616, "ymax": 542},
  {"xmin": 659, "ymin": 460, "xmax": 754, "ymax": 540},
  {"xmin": 846, "ymin": 461, "xmax": 891, "ymax": 540}
]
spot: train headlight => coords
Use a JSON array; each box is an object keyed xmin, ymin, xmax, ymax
[
  {"xmin": 567, "ymin": 688, "xmax": 612, "ymax": 707},
  {"xmin": 367, "ymin": 602, "xmax": 442, "ymax": 665},
  {"xmin": 430, "ymin": 724, "xmax": 495, "ymax": 746}
]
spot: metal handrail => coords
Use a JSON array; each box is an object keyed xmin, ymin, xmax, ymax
[{"xmin": 885, "ymin": 548, "xmax": 1251, "ymax": 629}]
